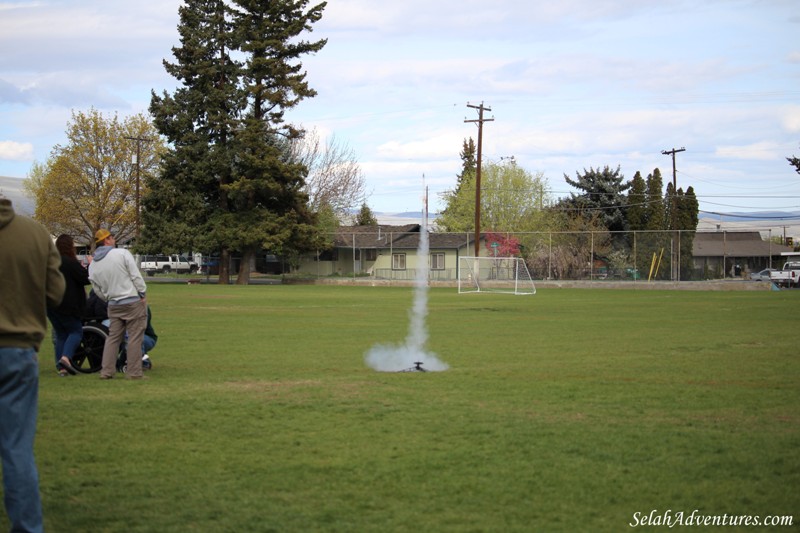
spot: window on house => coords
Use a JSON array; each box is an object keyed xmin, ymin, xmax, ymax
[
  {"xmin": 392, "ymin": 253, "xmax": 406, "ymax": 270},
  {"xmin": 430, "ymin": 253, "xmax": 445, "ymax": 270},
  {"xmin": 318, "ymin": 249, "xmax": 338, "ymax": 261},
  {"xmin": 365, "ymin": 249, "xmax": 377, "ymax": 261}
]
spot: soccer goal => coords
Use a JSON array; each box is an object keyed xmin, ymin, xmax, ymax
[{"xmin": 458, "ymin": 256, "xmax": 536, "ymax": 295}]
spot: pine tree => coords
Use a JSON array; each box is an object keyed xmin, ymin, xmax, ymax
[
  {"xmin": 788, "ymin": 145, "xmax": 800, "ymax": 174},
  {"xmin": 563, "ymin": 165, "xmax": 630, "ymax": 234},
  {"xmin": 676, "ymin": 186, "xmax": 699, "ymax": 279},
  {"xmin": 645, "ymin": 168, "xmax": 665, "ymax": 231},
  {"xmin": 664, "ymin": 182, "xmax": 676, "ymax": 230},
  {"xmin": 456, "ymin": 138, "xmax": 476, "ymax": 191},
  {"xmin": 226, "ymin": 0, "xmax": 326, "ymax": 283},
  {"xmin": 355, "ymin": 202, "xmax": 378, "ymax": 226},
  {"xmin": 142, "ymin": 0, "xmax": 327, "ymax": 284},
  {"xmin": 626, "ymin": 171, "xmax": 647, "ymax": 231},
  {"xmin": 438, "ymin": 137, "xmax": 476, "ymax": 226},
  {"xmin": 643, "ymin": 168, "xmax": 668, "ymax": 279},
  {"xmin": 143, "ymin": 0, "xmax": 242, "ymax": 282}
]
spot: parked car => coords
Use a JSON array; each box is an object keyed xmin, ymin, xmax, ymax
[
  {"xmin": 769, "ymin": 262, "xmax": 800, "ymax": 287},
  {"xmin": 140, "ymin": 254, "xmax": 198, "ymax": 275},
  {"xmin": 749, "ymin": 268, "xmax": 776, "ymax": 281}
]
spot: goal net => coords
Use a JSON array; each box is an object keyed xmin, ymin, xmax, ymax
[{"xmin": 458, "ymin": 256, "xmax": 536, "ymax": 295}]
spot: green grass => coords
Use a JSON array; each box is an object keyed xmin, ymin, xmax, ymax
[{"xmin": 4, "ymin": 285, "xmax": 799, "ymax": 532}]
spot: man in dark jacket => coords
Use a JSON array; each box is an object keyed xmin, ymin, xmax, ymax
[{"xmin": 0, "ymin": 197, "xmax": 65, "ymax": 533}]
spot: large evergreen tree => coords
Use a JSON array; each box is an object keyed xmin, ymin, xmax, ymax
[
  {"xmin": 226, "ymin": 0, "xmax": 326, "ymax": 283},
  {"xmin": 143, "ymin": 0, "xmax": 242, "ymax": 281},
  {"xmin": 645, "ymin": 168, "xmax": 665, "ymax": 231},
  {"xmin": 675, "ymin": 185, "xmax": 699, "ymax": 279},
  {"xmin": 625, "ymin": 171, "xmax": 647, "ymax": 231},
  {"xmin": 641, "ymin": 168, "xmax": 668, "ymax": 279},
  {"xmin": 563, "ymin": 165, "xmax": 630, "ymax": 234},
  {"xmin": 142, "ymin": 0, "xmax": 326, "ymax": 284}
]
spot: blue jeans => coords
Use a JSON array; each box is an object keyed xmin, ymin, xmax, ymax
[
  {"xmin": 143, "ymin": 335, "xmax": 156, "ymax": 354},
  {"xmin": 47, "ymin": 310, "xmax": 83, "ymax": 366},
  {"xmin": 0, "ymin": 347, "xmax": 44, "ymax": 533}
]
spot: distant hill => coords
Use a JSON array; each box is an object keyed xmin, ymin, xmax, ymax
[{"xmin": 701, "ymin": 211, "xmax": 800, "ymax": 222}]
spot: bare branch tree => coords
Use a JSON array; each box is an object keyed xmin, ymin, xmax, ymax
[{"xmin": 293, "ymin": 128, "xmax": 367, "ymax": 220}]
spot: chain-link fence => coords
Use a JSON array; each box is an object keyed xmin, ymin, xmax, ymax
[{"xmin": 289, "ymin": 228, "xmax": 792, "ymax": 282}]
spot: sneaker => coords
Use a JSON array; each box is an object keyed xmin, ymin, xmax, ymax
[{"xmin": 58, "ymin": 356, "xmax": 77, "ymax": 375}]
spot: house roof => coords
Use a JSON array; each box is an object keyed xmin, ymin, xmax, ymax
[
  {"xmin": 693, "ymin": 231, "xmax": 793, "ymax": 258},
  {"xmin": 334, "ymin": 225, "xmax": 477, "ymax": 250}
]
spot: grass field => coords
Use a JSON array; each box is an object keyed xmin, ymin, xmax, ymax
[{"xmin": 3, "ymin": 285, "xmax": 799, "ymax": 532}]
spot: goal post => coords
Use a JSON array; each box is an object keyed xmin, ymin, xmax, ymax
[{"xmin": 458, "ymin": 256, "xmax": 536, "ymax": 295}]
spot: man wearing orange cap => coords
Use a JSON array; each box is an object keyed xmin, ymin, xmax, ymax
[{"xmin": 88, "ymin": 229, "xmax": 148, "ymax": 379}]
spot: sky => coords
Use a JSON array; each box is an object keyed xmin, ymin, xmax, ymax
[{"xmin": 1, "ymin": 0, "xmax": 799, "ymax": 219}]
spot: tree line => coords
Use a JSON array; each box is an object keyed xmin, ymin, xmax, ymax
[{"xmin": 437, "ymin": 138, "xmax": 700, "ymax": 279}]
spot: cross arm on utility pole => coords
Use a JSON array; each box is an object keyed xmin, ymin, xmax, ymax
[
  {"xmin": 661, "ymin": 147, "xmax": 686, "ymax": 281},
  {"xmin": 464, "ymin": 102, "xmax": 494, "ymax": 257}
]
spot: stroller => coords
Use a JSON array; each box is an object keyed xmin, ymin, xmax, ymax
[{"xmin": 71, "ymin": 317, "xmax": 152, "ymax": 374}]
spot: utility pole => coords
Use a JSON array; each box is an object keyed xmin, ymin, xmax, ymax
[
  {"xmin": 661, "ymin": 147, "xmax": 686, "ymax": 281},
  {"xmin": 125, "ymin": 136, "xmax": 153, "ymax": 239},
  {"xmin": 465, "ymin": 102, "xmax": 493, "ymax": 257}
]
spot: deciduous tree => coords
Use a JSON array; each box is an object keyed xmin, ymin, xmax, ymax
[
  {"xmin": 437, "ymin": 159, "xmax": 550, "ymax": 233},
  {"xmin": 291, "ymin": 128, "xmax": 366, "ymax": 220},
  {"xmin": 25, "ymin": 109, "xmax": 162, "ymax": 247}
]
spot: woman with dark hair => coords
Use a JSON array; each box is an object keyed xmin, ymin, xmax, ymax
[{"xmin": 47, "ymin": 234, "xmax": 90, "ymax": 376}]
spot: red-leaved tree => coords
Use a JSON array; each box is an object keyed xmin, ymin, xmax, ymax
[{"xmin": 484, "ymin": 232, "xmax": 521, "ymax": 257}]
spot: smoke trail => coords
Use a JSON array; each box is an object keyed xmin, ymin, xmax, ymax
[{"xmin": 365, "ymin": 204, "xmax": 449, "ymax": 372}]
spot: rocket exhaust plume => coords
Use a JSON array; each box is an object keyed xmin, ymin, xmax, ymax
[{"xmin": 365, "ymin": 187, "xmax": 449, "ymax": 373}]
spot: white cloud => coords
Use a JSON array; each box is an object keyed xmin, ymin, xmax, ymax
[
  {"xmin": 1, "ymin": 0, "xmax": 798, "ymax": 213},
  {"xmin": 0, "ymin": 140, "xmax": 34, "ymax": 161},
  {"xmin": 783, "ymin": 106, "xmax": 800, "ymax": 133},
  {"xmin": 715, "ymin": 141, "xmax": 787, "ymax": 161}
]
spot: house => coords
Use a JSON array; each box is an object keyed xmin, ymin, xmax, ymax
[
  {"xmin": 294, "ymin": 225, "xmax": 483, "ymax": 280},
  {"xmin": 692, "ymin": 231, "xmax": 794, "ymax": 278}
]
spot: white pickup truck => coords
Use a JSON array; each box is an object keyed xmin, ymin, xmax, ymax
[
  {"xmin": 769, "ymin": 261, "xmax": 800, "ymax": 288},
  {"xmin": 140, "ymin": 254, "xmax": 199, "ymax": 276}
]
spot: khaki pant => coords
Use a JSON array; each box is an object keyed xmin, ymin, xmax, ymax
[{"xmin": 101, "ymin": 300, "xmax": 147, "ymax": 378}]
